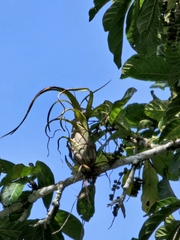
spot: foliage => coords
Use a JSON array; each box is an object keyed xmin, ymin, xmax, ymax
[{"xmin": 1, "ymin": 0, "xmax": 180, "ymax": 239}]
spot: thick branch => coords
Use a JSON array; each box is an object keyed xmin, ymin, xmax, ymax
[{"xmin": 99, "ymin": 139, "xmax": 180, "ymax": 174}]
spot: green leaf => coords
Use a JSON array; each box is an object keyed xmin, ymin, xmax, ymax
[
  {"xmin": 89, "ymin": 0, "xmax": 110, "ymax": 21},
  {"xmin": 146, "ymin": 197, "xmax": 179, "ymax": 215},
  {"xmin": 18, "ymin": 219, "xmax": 64, "ymax": 240},
  {"xmin": 1, "ymin": 180, "xmax": 26, "ymax": 206},
  {"xmin": 103, "ymin": 0, "xmax": 132, "ymax": 68},
  {"xmin": 0, "ymin": 159, "xmax": 15, "ymax": 173},
  {"xmin": 36, "ymin": 161, "xmax": 55, "ymax": 211},
  {"xmin": 141, "ymin": 161, "xmax": 159, "ymax": 213},
  {"xmin": 163, "ymin": 93, "xmax": 180, "ymax": 124},
  {"xmin": 135, "ymin": 0, "xmax": 160, "ymax": 56},
  {"xmin": 158, "ymin": 178, "xmax": 176, "ymax": 200},
  {"xmin": 109, "ymin": 87, "xmax": 137, "ymax": 124},
  {"xmin": 126, "ymin": 0, "xmax": 141, "ymax": 51},
  {"xmin": 151, "ymin": 152, "xmax": 178, "ymax": 181},
  {"xmin": 144, "ymin": 97, "xmax": 168, "ymax": 122},
  {"xmin": 0, "ymin": 164, "xmax": 41, "ymax": 186},
  {"xmin": 139, "ymin": 199, "xmax": 180, "ymax": 240},
  {"xmin": 171, "ymin": 151, "xmax": 180, "ymax": 176},
  {"xmin": 159, "ymin": 119, "xmax": 180, "ymax": 142},
  {"xmin": 77, "ymin": 185, "xmax": 95, "ymax": 222},
  {"xmin": 54, "ymin": 210, "xmax": 84, "ymax": 240},
  {"xmin": 156, "ymin": 219, "xmax": 180, "ymax": 240},
  {"xmin": 121, "ymin": 55, "xmax": 170, "ymax": 81},
  {"xmin": 124, "ymin": 103, "xmax": 147, "ymax": 127}
]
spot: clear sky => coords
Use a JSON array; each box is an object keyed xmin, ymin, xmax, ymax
[{"xmin": 0, "ymin": 1, "xmax": 178, "ymax": 240}]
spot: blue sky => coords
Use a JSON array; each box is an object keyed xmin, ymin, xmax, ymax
[{"xmin": 0, "ymin": 1, "xmax": 178, "ymax": 240}]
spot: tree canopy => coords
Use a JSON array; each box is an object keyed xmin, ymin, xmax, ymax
[{"xmin": 1, "ymin": 0, "xmax": 180, "ymax": 239}]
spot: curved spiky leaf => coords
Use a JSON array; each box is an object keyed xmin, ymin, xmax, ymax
[
  {"xmin": 103, "ymin": 0, "xmax": 132, "ymax": 68},
  {"xmin": 1, "ymin": 87, "xmax": 91, "ymax": 138},
  {"xmin": 121, "ymin": 55, "xmax": 170, "ymax": 81}
]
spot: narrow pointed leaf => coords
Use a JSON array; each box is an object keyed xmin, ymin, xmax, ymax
[{"xmin": 109, "ymin": 87, "xmax": 137, "ymax": 124}]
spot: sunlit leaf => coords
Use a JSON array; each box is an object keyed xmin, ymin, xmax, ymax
[
  {"xmin": 144, "ymin": 97, "xmax": 168, "ymax": 122},
  {"xmin": 139, "ymin": 199, "xmax": 180, "ymax": 240},
  {"xmin": 141, "ymin": 161, "xmax": 159, "ymax": 213},
  {"xmin": 109, "ymin": 87, "xmax": 137, "ymax": 124},
  {"xmin": 36, "ymin": 161, "xmax": 55, "ymax": 211},
  {"xmin": 54, "ymin": 210, "xmax": 84, "ymax": 240},
  {"xmin": 121, "ymin": 55, "xmax": 170, "ymax": 81},
  {"xmin": 0, "ymin": 164, "xmax": 41, "ymax": 186},
  {"xmin": 159, "ymin": 119, "xmax": 180, "ymax": 142},
  {"xmin": 155, "ymin": 217, "xmax": 180, "ymax": 240},
  {"xmin": 0, "ymin": 159, "xmax": 15, "ymax": 173},
  {"xmin": 77, "ymin": 185, "xmax": 95, "ymax": 222},
  {"xmin": 1, "ymin": 179, "xmax": 26, "ymax": 206}
]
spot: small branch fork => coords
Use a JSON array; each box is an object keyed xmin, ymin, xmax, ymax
[{"xmin": 0, "ymin": 139, "xmax": 180, "ymax": 226}]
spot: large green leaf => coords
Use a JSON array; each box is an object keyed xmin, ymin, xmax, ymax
[
  {"xmin": 135, "ymin": 0, "xmax": 160, "ymax": 56},
  {"xmin": 145, "ymin": 96, "xmax": 168, "ymax": 122},
  {"xmin": 109, "ymin": 87, "xmax": 137, "ymax": 124},
  {"xmin": 170, "ymin": 150, "xmax": 180, "ymax": 176},
  {"xmin": 77, "ymin": 185, "xmax": 95, "ymax": 222},
  {"xmin": 157, "ymin": 178, "xmax": 176, "ymax": 200},
  {"xmin": 1, "ymin": 179, "xmax": 26, "ymax": 206},
  {"xmin": 156, "ymin": 217, "xmax": 180, "ymax": 240},
  {"xmin": 54, "ymin": 210, "xmax": 84, "ymax": 240},
  {"xmin": 89, "ymin": 0, "xmax": 110, "ymax": 21},
  {"xmin": 138, "ymin": 199, "xmax": 180, "ymax": 240},
  {"xmin": 126, "ymin": 0, "xmax": 141, "ymax": 51},
  {"xmin": 0, "ymin": 164, "xmax": 41, "ymax": 186},
  {"xmin": 163, "ymin": 93, "xmax": 180, "ymax": 124},
  {"xmin": 0, "ymin": 159, "xmax": 15, "ymax": 173},
  {"xmin": 121, "ymin": 55, "xmax": 170, "ymax": 81},
  {"xmin": 36, "ymin": 161, "xmax": 55, "ymax": 211},
  {"xmin": 151, "ymin": 152, "xmax": 178, "ymax": 181},
  {"xmin": 17, "ymin": 219, "xmax": 64, "ymax": 240},
  {"xmin": 141, "ymin": 161, "xmax": 159, "ymax": 213},
  {"xmin": 124, "ymin": 103, "xmax": 147, "ymax": 127},
  {"xmin": 159, "ymin": 119, "xmax": 180, "ymax": 142},
  {"xmin": 103, "ymin": 0, "xmax": 132, "ymax": 68}
]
